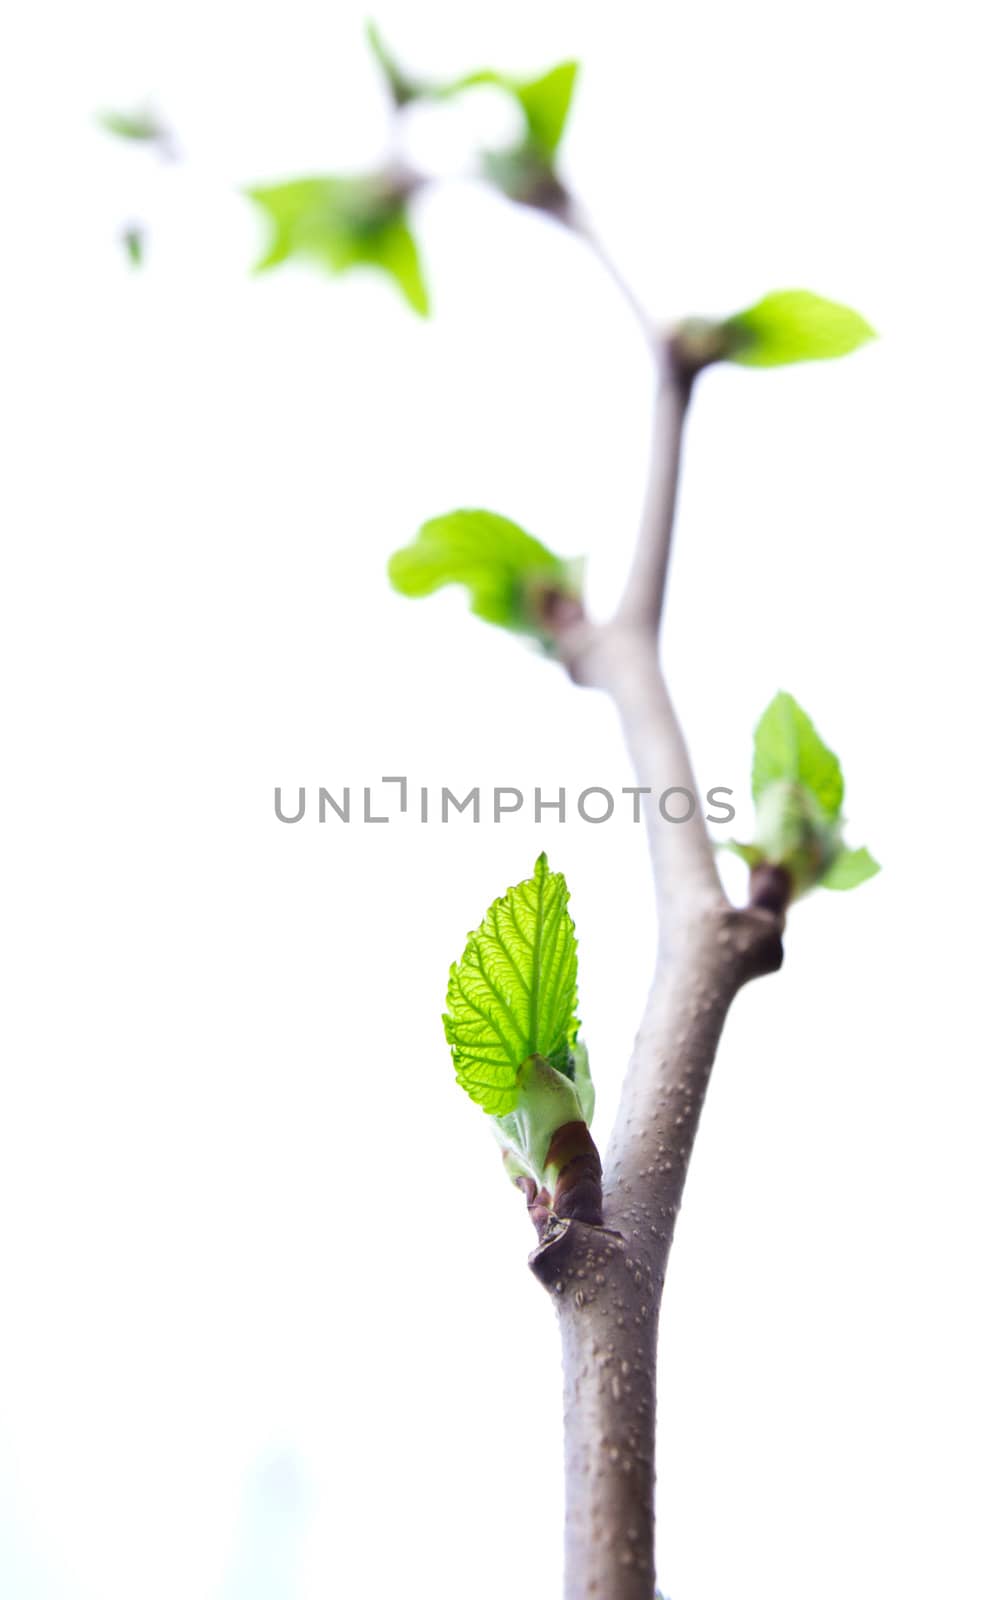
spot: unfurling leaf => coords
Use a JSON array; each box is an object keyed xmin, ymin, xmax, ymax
[
  {"xmin": 387, "ymin": 509, "xmax": 580, "ymax": 637},
  {"xmin": 723, "ymin": 289, "xmax": 875, "ymax": 367},
  {"xmin": 444, "ymin": 853, "xmax": 580, "ymax": 1116},
  {"xmin": 571, "ymin": 1037, "xmax": 595, "ymax": 1126},
  {"xmin": 246, "ymin": 175, "xmax": 429, "ymax": 315},
  {"xmin": 494, "ymin": 1054, "xmax": 590, "ymax": 1192},
  {"xmin": 819, "ymin": 845, "xmax": 881, "ymax": 890},
  {"xmin": 753, "ymin": 691, "xmax": 844, "ymax": 820},
  {"xmin": 730, "ymin": 692, "xmax": 880, "ymax": 900},
  {"xmin": 752, "ymin": 779, "xmax": 839, "ymax": 897}
]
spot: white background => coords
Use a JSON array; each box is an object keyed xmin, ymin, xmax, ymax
[{"xmin": 2, "ymin": 3, "xmax": 1000, "ymax": 1598}]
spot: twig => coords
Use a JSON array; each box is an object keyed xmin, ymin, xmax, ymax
[
  {"xmin": 558, "ymin": 196, "xmax": 656, "ymax": 345},
  {"xmin": 613, "ymin": 349, "xmax": 692, "ymax": 634}
]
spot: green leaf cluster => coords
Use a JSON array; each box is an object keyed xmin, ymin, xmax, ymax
[
  {"xmin": 246, "ymin": 174, "xmax": 429, "ymax": 315},
  {"xmin": 444, "ymin": 855, "xmax": 593, "ymax": 1191},
  {"xmin": 243, "ymin": 32, "xmax": 578, "ymax": 315},
  {"xmin": 675, "ymin": 290, "xmax": 875, "ymax": 374},
  {"xmin": 387, "ymin": 509, "xmax": 580, "ymax": 639},
  {"xmin": 729, "ymin": 693, "xmax": 880, "ymax": 897},
  {"xmin": 452, "ymin": 61, "xmax": 578, "ymax": 206},
  {"xmin": 365, "ymin": 25, "xmax": 578, "ymax": 204}
]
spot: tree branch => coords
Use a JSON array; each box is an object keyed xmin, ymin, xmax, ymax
[
  {"xmin": 557, "ymin": 343, "xmax": 719, "ymax": 944},
  {"xmin": 542, "ymin": 224, "xmax": 785, "ymax": 1600},
  {"xmin": 387, "ymin": 144, "xmax": 785, "ymax": 1599}
]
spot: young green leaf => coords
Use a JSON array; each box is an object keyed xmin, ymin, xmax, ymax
[
  {"xmin": 444, "ymin": 853, "xmax": 579, "ymax": 1116},
  {"xmin": 819, "ymin": 845, "xmax": 881, "ymax": 890},
  {"xmin": 246, "ymin": 175, "xmax": 429, "ymax": 315},
  {"xmin": 511, "ymin": 61, "xmax": 579, "ymax": 157},
  {"xmin": 752, "ymin": 691, "xmax": 844, "ymax": 821},
  {"xmin": 388, "ymin": 509, "xmax": 579, "ymax": 635},
  {"xmin": 751, "ymin": 779, "xmax": 839, "ymax": 897},
  {"xmin": 723, "ymin": 289, "xmax": 875, "ymax": 367},
  {"xmin": 740, "ymin": 693, "xmax": 879, "ymax": 901}
]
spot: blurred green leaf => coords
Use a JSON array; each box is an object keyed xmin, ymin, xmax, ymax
[
  {"xmin": 359, "ymin": 33, "xmax": 578, "ymax": 210},
  {"xmin": 480, "ymin": 141, "xmax": 566, "ymax": 208},
  {"xmin": 388, "ymin": 508, "xmax": 579, "ymax": 635},
  {"xmin": 820, "ymin": 845, "xmax": 881, "ymax": 890},
  {"xmin": 364, "ymin": 19, "xmax": 422, "ymax": 106},
  {"xmin": 97, "ymin": 107, "xmax": 164, "ymax": 143},
  {"xmin": 442, "ymin": 58, "xmax": 578, "ymax": 208},
  {"xmin": 753, "ymin": 691, "xmax": 844, "ymax": 821},
  {"xmin": 444, "ymin": 853, "xmax": 580, "ymax": 1116},
  {"xmin": 445, "ymin": 60, "xmax": 578, "ymax": 157},
  {"xmin": 361, "ymin": 26, "xmax": 579, "ymax": 160},
  {"xmin": 723, "ymin": 289, "xmax": 875, "ymax": 367},
  {"xmin": 246, "ymin": 175, "xmax": 429, "ymax": 315},
  {"xmin": 509, "ymin": 61, "xmax": 579, "ymax": 157},
  {"xmin": 122, "ymin": 225, "xmax": 145, "ymax": 268}
]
